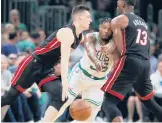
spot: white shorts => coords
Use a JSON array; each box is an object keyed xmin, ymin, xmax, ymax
[{"xmin": 68, "ymin": 63, "xmax": 107, "ymax": 106}]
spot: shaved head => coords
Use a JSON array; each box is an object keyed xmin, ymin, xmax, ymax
[
  {"xmin": 122, "ymin": 0, "xmax": 136, "ymax": 6},
  {"xmin": 72, "ymin": 5, "xmax": 90, "ymax": 20}
]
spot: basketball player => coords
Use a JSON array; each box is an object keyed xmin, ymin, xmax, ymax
[
  {"xmin": 101, "ymin": 0, "xmax": 162, "ymax": 122},
  {"xmin": 52, "ymin": 18, "xmax": 119, "ymax": 122},
  {"xmin": 1, "ymin": 5, "xmax": 92, "ymax": 122}
]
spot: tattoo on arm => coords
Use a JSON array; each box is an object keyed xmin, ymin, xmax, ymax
[{"xmin": 83, "ymin": 35, "xmax": 98, "ymax": 64}]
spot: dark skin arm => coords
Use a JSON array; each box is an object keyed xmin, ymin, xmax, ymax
[
  {"xmin": 111, "ymin": 15, "xmax": 129, "ymax": 56},
  {"xmin": 82, "ymin": 33, "xmax": 102, "ymax": 72}
]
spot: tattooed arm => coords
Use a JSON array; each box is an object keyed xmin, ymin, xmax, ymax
[{"xmin": 83, "ymin": 33, "xmax": 102, "ymax": 72}]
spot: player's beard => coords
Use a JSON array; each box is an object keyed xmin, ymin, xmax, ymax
[{"xmin": 102, "ymin": 34, "xmax": 113, "ymax": 44}]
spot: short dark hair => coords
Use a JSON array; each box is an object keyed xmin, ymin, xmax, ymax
[
  {"xmin": 123, "ymin": 0, "xmax": 136, "ymax": 6},
  {"xmin": 72, "ymin": 5, "xmax": 90, "ymax": 15},
  {"xmin": 100, "ymin": 18, "xmax": 112, "ymax": 25},
  {"xmin": 30, "ymin": 33, "xmax": 40, "ymax": 39},
  {"xmin": 9, "ymin": 32, "xmax": 17, "ymax": 40}
]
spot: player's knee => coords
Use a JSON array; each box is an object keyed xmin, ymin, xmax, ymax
[
  {"xmin": 128, "ymin": 96, "xmax": 135, "ymax": 103},
  {"xmin": 135, "ymin": 96, "xmax": 140, "ymax": 102},
  {"xmin": 1, "ymin": 86, "xmax": 21, "ymax": 107}
]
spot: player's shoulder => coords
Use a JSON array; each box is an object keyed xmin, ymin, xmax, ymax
[
  {"xmin": 112, "ymin": 14, "xmax": 128, "ymax": 24},
  {"xmin": 111, "ymin": 14, "xmax": 129, "ymax": 28},
  {"xmin": 57, "ymin": 27, "xmax": 74, "ymax": 41},
  {"xmin": 81, "ymin": 32, "xmax": 97, "ymax": 45},
  {"xmin": 57, "ymin": 27, "xmax": 73, "ymax": 35},
  {"xmin": 87, "ymin": 31, "xmax": 99, "ymax": 37},
  {"xmin": 85, "ymin": 32, "xmax": 98, "ymax": 40}
]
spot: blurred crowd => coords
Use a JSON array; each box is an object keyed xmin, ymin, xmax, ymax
[{"xmin": 1, "ymin": 0, "xmax": 162, "ymax": 122}]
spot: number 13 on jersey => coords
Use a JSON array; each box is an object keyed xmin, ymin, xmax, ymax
[{"xmin": 136, "ymin": 29, "xmax": 148, "ymax": 46}]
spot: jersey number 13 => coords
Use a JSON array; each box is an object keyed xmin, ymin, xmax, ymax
[{"xmin": 136, "ymin": 29, "xmax": 148, "ymax": 46}]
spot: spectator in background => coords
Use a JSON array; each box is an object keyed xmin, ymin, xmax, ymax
[
  {"xmin": 5, "ymin": 24, "xmax": 15, "ymax": 34},
  {"xmin": 37, "ymin": 29, "xmax": 46, "ymax": 42},
  {"xmin": 1, "ymin": 32, "xmax": 20, "ymax": 56},
  {"xmin": 154, "ymin": 41, "xmax": 162, "ymax": 58},
  {"xmin": 127, "ymin": 89, "xmax": 143, "ymax": 122},
  {"xmin": 158, "ymin": 54, "xmax": 162, "ymax": 61},
  {"xmin": 20, "ymin": 31, "xmax": 30, "ymax": 41},
  {"xmin": 48, "ymin": 0, "xmax": 67, "ymax": 6},
  {"xmin": 24, "ymin": 84, "xmax": 42, "ymax": 122},
  {"xmin": 9, "ymin": 9, "xmax": 27, "ymax": 31},
  {"xmin": 150, "ymin": 59, "xmax": 162, "ymax": 121},
  {"xmin": 1, "ymin": 24, "xmax": 8, "ymax": 45},
  {"xmin": 2, "ymin": 24, "xmax": 15, "ymax": 45},
  {"xmin": 38, "ymin": 0, "xmax": 50, "ymax": 6},
  {"xmin": 151, "ymin": 60, "xmax": 162, "ymax": 104},
  {"xmin": 1, "ymin": 55, "xmax": 13, "ymax": 95},
  {"xmin": 30, "ymin": 32, "xmax": 41, "ymax": 47},
  {"xmin": 1, "ymin": 55, "xmax": 16, "ymax": 122},
  {"xmin": 17, "ymin": 31, "xmax": 36, "ymax": 52},
  {"xmin": 148, "ymin": 23, "xmax": 157, "ymax": 41},
  {"xmin": 150, "ymin": 39, "xmax": 158, "ymax": 74},
  {"xmin": 8, "ymin": 54, "xmax": 18, "ymax": 67},
  {"xmin": 97, "ymin": 0, "xmax": 110, "ymax": 11},
  {"xmin": 8, "ymin": 53, "xmax": 28, "ymax": 74},
  {"xmin": 2, "ymin": 52, "xmax": 39, "ymax": 122}
]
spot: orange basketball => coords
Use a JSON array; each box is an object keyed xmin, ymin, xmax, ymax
[{"xmin": 69, "ymin": 99, "xmax": 92, "ymax": 121}]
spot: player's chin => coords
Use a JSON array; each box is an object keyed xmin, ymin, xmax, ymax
[
  {"xmin": 86, "ymin": 25, "xmax": 90, "ymax": 30},
  {"xmin": 83, "ymin": 26, "xmax": 89, "ymax": 30}
]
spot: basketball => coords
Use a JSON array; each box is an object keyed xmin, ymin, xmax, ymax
[{"xmin": 69, "ymin": 99, "xmax": 92, "ymax": 121}]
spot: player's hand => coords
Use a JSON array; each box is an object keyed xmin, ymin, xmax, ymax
[
  {"xmin": 62, "ymin": 82, "xmax": 68, "ymax": 101},
  {"xmin": 94, "ymin": 60, "xmax": 102, "ymax": 72}
]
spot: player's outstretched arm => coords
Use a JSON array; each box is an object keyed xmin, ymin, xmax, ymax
[
  {"xmin": 111, "ymin": 15, "xmax": 128, "ymax": 56},
  {"xmin": 57, "ymin": 28, "xmax": 74, "ymax": 101},
  {"xmin": 83, "ymin": 34, "xmax": 97, "ymax": 63},
  {"xmin": 83, "ymin": 34, "xmax": 102, "ymax": 72}
]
